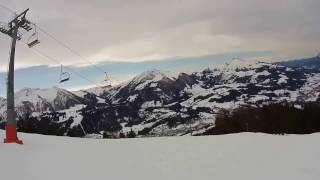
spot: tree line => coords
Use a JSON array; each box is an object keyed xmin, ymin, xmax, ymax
[{"xmin": 202, "ymin": 102, "xmax": 320, "ymax": 135}]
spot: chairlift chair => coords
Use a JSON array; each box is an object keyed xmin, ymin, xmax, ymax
[
  {"xmin": 59, "ymin": 65, "xmax": 70, "ymax": 83},
  {"xmin": 27, "ymin": 24, "xmax": 40, "ymax": 48}
]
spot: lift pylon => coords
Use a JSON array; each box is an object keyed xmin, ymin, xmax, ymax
[{"xmin": 0, "ymin": 8, "xmax": 34, "ymax": 144}]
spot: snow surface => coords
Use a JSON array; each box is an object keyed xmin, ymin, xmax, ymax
[
  {"xmin": 1, "ymin": 131, "xmax": 319, "ymax": 180},
  {"xmin": 58, "ymin": 104, "xmax": 86, "ymax": 126},
  {"xmin": 277, "ymin": 74, "xmax": 289, "ymax": 85},
  {"xmin": 127, "ymin": 94, "xmax": 139, "ymax": 102}
]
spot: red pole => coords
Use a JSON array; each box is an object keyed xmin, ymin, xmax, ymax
[{"xmin": 4, "ymin": 125, "xmax": 23, "ymax": 144}]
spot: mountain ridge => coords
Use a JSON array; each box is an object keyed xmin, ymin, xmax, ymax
[{"xmin": 0, "ymin": 56, "xmax": 319, "ymax": 137}]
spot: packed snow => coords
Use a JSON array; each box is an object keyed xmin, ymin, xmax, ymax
[{"xmin": 1, "ymin": 131, "xmax": 319, "ymax": 180}]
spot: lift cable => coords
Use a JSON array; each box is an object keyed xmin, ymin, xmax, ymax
[
  {"xmin": 0, "ymin": 4, "xmax": 16, "ymax": 14},
  {"xmin": 1, "ymin": 5, "xmax": 110, "ymax": 89},
  {"xmin": 35, "ymin": 25, "xmax": 109, "ymax": 76},
  {"xmin": 20, "ymin": 40, "xmax": 106, "ymax": 89},
  {"xmin": 0, "ymin": 5, "xmax": 109, "ymax": 83}
]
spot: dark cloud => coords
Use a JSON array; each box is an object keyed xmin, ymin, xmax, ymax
[{"xmin": 0, "ymin": 0, "xmax": 319, "ymax": 71}]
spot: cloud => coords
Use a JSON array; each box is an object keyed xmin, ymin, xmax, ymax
[
  {"xmin": 91, "ymin": 20, "xmax": 244, "ymax": 62},
  {"xmin": 0, "ymin": 0, "xmax": 319, "ymax": 71}
]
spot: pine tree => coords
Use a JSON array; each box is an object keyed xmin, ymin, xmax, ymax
[{"xmin": 127, "ymin": 129, "xmax": 136, "ymax": 138}]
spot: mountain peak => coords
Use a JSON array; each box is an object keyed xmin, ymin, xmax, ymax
[
  {"xmin": 221, "ymin": 58, "xmax": 268, "ymax": 71},
  {"xmin": 0, "ymin": 86, "xmax": 86, "ymax": 115},
  {"xmin": 132, "ymin": 69, "xmax": 172, "ymax": 84},
  {"xmin": 229, "ymin": 58, "xmax": 246, "ymax": 65},
  {"xmin": 15, "ymin": 87, "xmax": 82, "ymax": 106},
  {"xmin": 116, "ymin": 69, "xmax": 175, "ymax": 92}
]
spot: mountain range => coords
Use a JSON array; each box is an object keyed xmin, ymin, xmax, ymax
[{"xmin": 0, "ymin": 55, "xmax": 319, "ymax": 138}]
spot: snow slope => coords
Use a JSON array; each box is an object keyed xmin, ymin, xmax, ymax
[{"xmin": 0, "ymin": 130, "xmax": 319, "ymax": 180}]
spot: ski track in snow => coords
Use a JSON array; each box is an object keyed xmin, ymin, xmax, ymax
[{"xmin": 0, "ymin": 130, "xmax": 319, "ymax": 180}]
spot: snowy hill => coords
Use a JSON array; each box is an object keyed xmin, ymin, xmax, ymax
[
  {"xmin": 0, "ymin": 57, "xmax": 320, "ymax": 137},
  {"xmin": 1, "ymin": 130, "xmax": 319, "ymax": 180}
]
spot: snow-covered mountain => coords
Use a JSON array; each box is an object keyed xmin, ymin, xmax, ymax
[
  {"xmin": 0, "ymin": 87, "xmax": 85, "ymax": 118},
  {"xmin": 0, "ymin": 56, "xmax": 319, "ymax": 137},
  {"xmin": 94, "ymin": 60, "xmax": 319, "ymax": 136}
]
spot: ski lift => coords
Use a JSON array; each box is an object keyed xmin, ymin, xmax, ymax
[
  {"xmin": 102, "ymin": 72, "xmax": 112, "ymax": 87},
  {"xmin": 27, "ymin": 24, "xmax": 40, "ymax": 48},
  {"xmin": 59, "ymin": 65, "xmax": 70, "ymax": 83}
]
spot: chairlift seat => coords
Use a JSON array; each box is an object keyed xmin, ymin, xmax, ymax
[
  {"xmin": 59, "ymin": 77, "xmax": 70, "ymax": 83},
  {"xmin": 27, "ymin": 39, "xmax": 40, "ymax": 48},
  {"xmin": 59, "ymin": 71, "xmax": 70, "ymax": 83}
]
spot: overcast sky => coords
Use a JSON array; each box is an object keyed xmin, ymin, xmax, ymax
[{"xmin": 0, "ymin": 0, "xmax": 319, "ymax": 95}]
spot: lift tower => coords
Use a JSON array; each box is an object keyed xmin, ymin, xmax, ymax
[{"xmin": 0, "ymin": 8, "xmax": 33, "ymax": 144}]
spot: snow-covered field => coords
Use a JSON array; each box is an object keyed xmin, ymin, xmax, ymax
[{"xmin": 0, "ymin": 131, "xmax": 319, "ymax": 180}]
